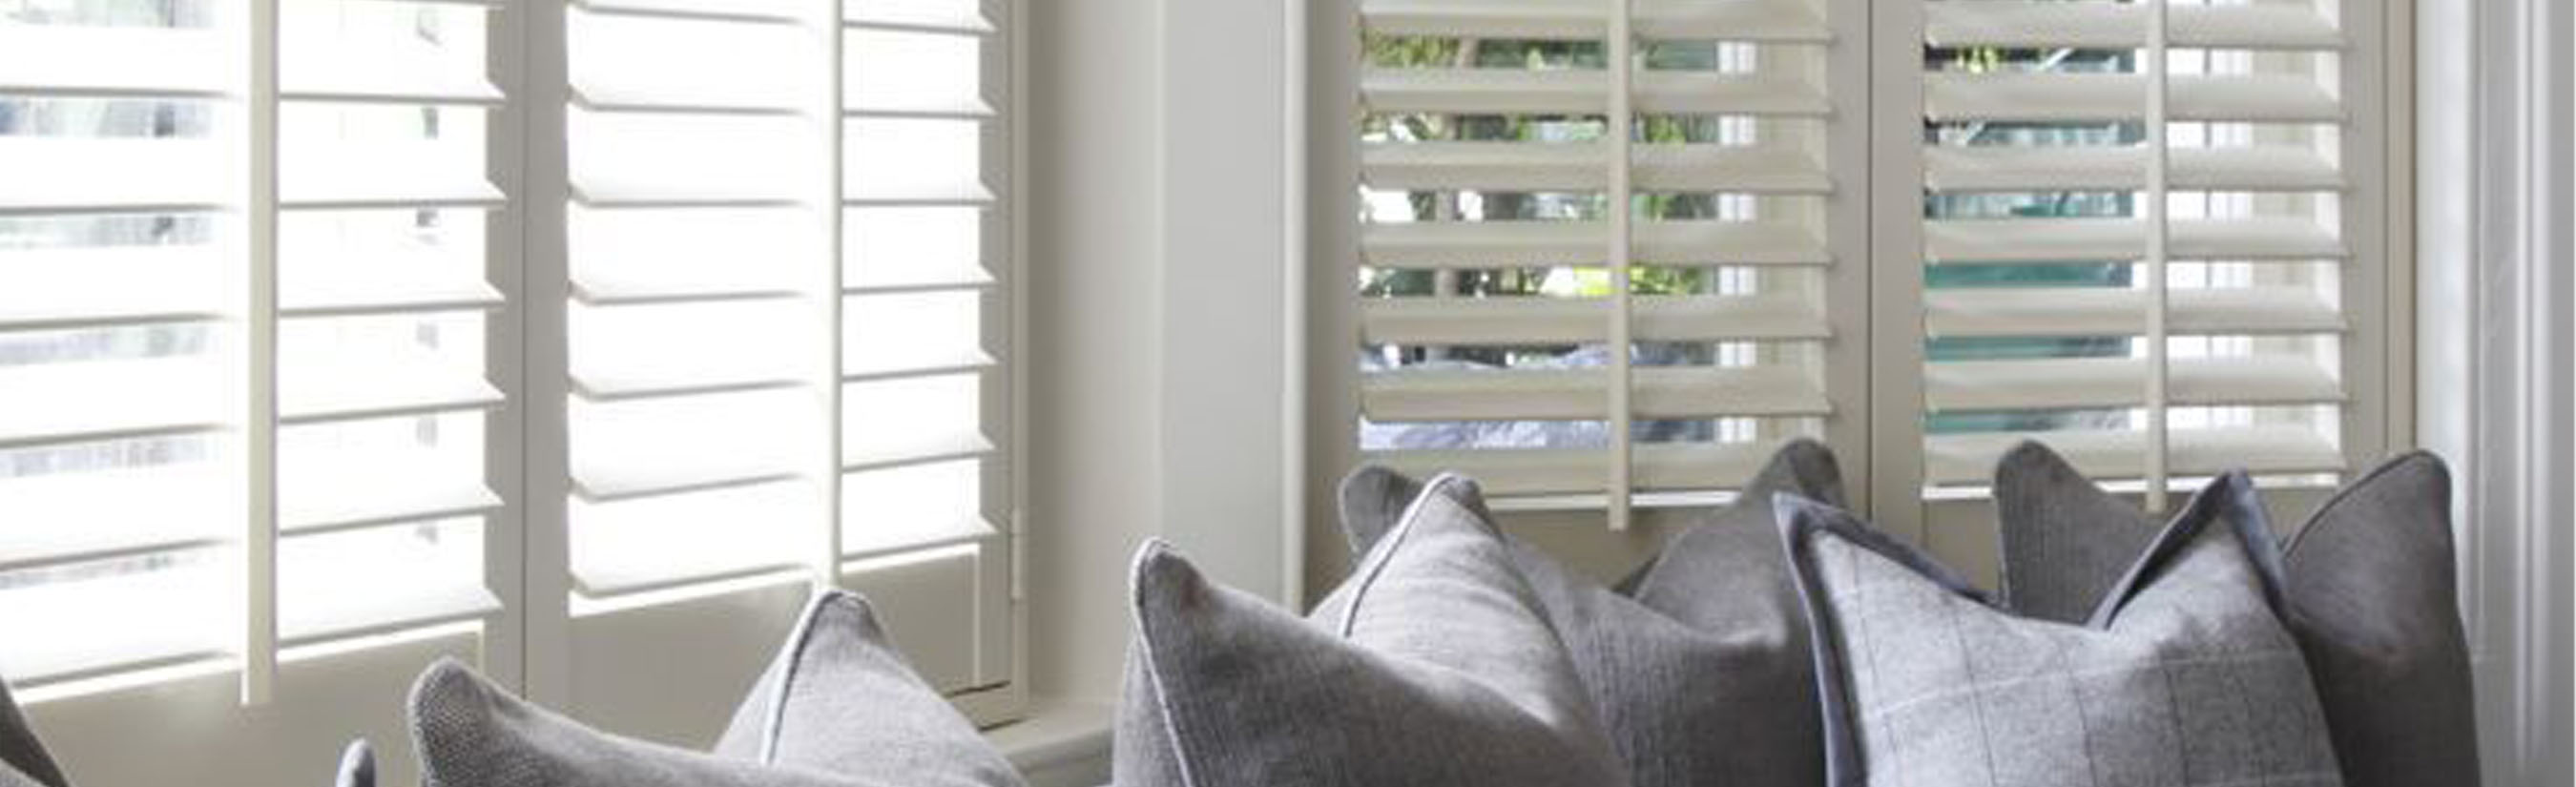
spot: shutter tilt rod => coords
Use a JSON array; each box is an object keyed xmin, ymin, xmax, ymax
[
  {"xmin": 817, "ymin": 0, "xmax": 848, "ymax": 590},
  {"xmin": 1604, "ymin": 0, "xmax": 1635, "ymax": 530},
  {"xmin": 2143, "ymin": 0, "xmax": 2171, "ymax": 512}
]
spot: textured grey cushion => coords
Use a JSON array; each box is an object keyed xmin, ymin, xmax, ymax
[
  {"xmin": 0, "ymin": 680, "xmax": 65, "ymax": 787},
  {"xmin": 1996, "ymin": 446, "xmax": 2482, "ymax": 787},
  {"xmin": 712, "ymin": 590, "xmax": 1025, "ymax": 786},
  {"xmin": 1992, "ymin": 440, "xmax": 2162, "ymax": 625},
  {"xmin": 1116, "ymin": 474, "xmax": 1627, "ymax": 787},
  {"xmin": 411, "ymin": 591, "xmax": 1020, "ymax": 787},
  {"xmin": 1330, "ymin": 439, "xmax": 1842, "ymax": 787},
  {"xmin": 2277, "ymin": 453, "xmax": 2481, "ymax": 787},
  {"xmin": 1782, "ymin": 473, "xmax": 2346, "ymax": 787}
]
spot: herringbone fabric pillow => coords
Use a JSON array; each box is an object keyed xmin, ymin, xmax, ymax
[{"xmin": 1781, "ymin": 474, "xmax": 2344, "ymax": 787}]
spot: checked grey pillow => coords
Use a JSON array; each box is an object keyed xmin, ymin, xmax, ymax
[
  {"xmin": 410, "ymin": 590, "xmax": 1022, "ymax": 787},
  {"xmin": 1996, "ymin": 445, "xmax": 2480, "ymax": 787},
  {"xmin": 1331, "ymin": 439, "xmax": 1843, "ymax": 787},
  {"xmin": 1115, "ymin": 473, "xmax": 1627, "ymax": 787},
  {"xmin": 1781, "ymin": 472, "xmax": 2344, "ymax": 787}
]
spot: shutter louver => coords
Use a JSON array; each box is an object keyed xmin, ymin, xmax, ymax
[
  {"xmin": 272, "ymin": 0, "xmax": 504, "ymax": 657},
  {"xmin": 1354, "ymin": 0, "xmax": 1862, "ymax": 516},
  {"xmin": 1905, "ymin": 0, "xmax": 2379, "ymax": 494},
  {"xmin": 0, "ymin": 0, "xmax": 505, "ymax": 691}
]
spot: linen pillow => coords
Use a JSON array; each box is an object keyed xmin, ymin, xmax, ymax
[
  {"xmin": 1780, "ymin": 473, "xmax": 2345, "ymax": 787},
  {"xmin": 1115, "ymin": 474, "xmax": 1627, "ymax": 787},
  {"xmin": 1330, "ymin": 439, "xmax": 1843, "ymax": 787},
  {"xmin": 410, "ymin": 591, "xmax": 1021, "ymax": 787},
  {"xmin": 712, "ymin": 590, "xmax": 1025, "ymax": 787},
  {"xmin": 1995, "ymin": 445, "xmax": 2481, "ymax": 787},
  {"xmin": 0, "ymin": 679, "xmax": 66, "ymax": 787}
]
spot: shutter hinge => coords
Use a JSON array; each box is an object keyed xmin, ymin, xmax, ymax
[{"xmin": 1008, "ymin": 507, "xmax": 1025, "ymax": 602}]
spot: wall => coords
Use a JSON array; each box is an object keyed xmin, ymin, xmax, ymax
[
  {"xmin": 2431, "ymin": 0, "xmax": 2576, "ymax": 782},
  {"xmin": 1021, "ymin": 0, "xmax": 1298, "ymax": 709}
]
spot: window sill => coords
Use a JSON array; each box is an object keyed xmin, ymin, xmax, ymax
[{"xmin": 987, "ymin": 697, "xmax": 1113, "ymax": 787}]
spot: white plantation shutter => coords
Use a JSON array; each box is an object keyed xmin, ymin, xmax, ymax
[
  {"xmin": 1353, "ymin": 0, "xmax": 1866, "ymax": 525},
  {"xmin": 1893, "ymin": 0, "xmax": 2386, "ymax": 505},
  {"xmin": 560, "ymin": 0, "xmax": 1013, "ymax": 694},
  {"xmin": 0, "ymin": 0, "xmax": 505, "ymax": 699}
]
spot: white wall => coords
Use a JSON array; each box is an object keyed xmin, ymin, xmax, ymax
[
  {"xmin": 1021, "ymin": 0, "xmax": 1298, "ymax": 707},
  {"xmin": 2421, "ymin": 0, "xmax": 2576, "ymax": 783}
]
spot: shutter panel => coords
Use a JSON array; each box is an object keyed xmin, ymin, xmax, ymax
[
  {"xmin": 562, "ymin": 0, "xmax": 1013, "ymax": 694},
  {"xmin": 1353, "ymin": 0, "xmax": 1863, "ymax": 516},
  {"xmin": 563, "ymin": 0, "xmax": 827, "ymax": 598},
  {"xmin": 1903, "ymin": 0, "xmax": 2381, "ymax": 494},
  {"xmin": 558, "ymin": 0, "xmax": 822, "ymax": 594},
  {"xmin": 843, "ymin": 0, "xmax": 1011, "ymax": 694},
  {"xmin": 272, "ymin": 0, "xmax": 504, "ymax": 654},
  {"xmin": 0, "ymin": 0, "xmax": 506, "ymax": 690},
  {"xmin": 0, "ymin": 1, "xmax": 236, "ymax": 684}
]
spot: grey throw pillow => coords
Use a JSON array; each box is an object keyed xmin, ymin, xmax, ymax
[
  {"xmin": 1780, "ymin": 473, "xmax": 2345, "ymax": 787},
  {"xmin": 0, "ymin": 679, "xmax": 66, "ymax": 787},
  {"xmin": 2277, "ymin": 453, "xmax": 2481, "ymax": 787},
  {"xmin": 1116, "ymin": 474, "xmax": 1628, "ymax": 787},
  {"xmin": 1331, "ymin": 439, "xmax": 1842, "ymax": 787},
  {"xmin": 410, "ymin": 591, "xmax": 1021, "ymax": 787},
  {"xmin": 1995, "ymin": 445, "xmax": 2482, "ymax": 787},
  {"xmin": 1991, "ymin": 440, "xmax": 2163, "ymax": 625},
  {"xmin": 712, "ymin": 590, "xmax": 1025, "ymax": 787}
]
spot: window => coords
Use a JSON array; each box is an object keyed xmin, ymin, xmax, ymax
[
  {"xmin": 1350, "ymin": 0, "xmax": 1865, "ymax": 527},
  {"xmin": 0, "ymin": 0, "xmax": 1020, "ymax": 719},
  {"xmin": 1330, "ymin": 0, "xmax": 2400, "ymax": 533}
]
